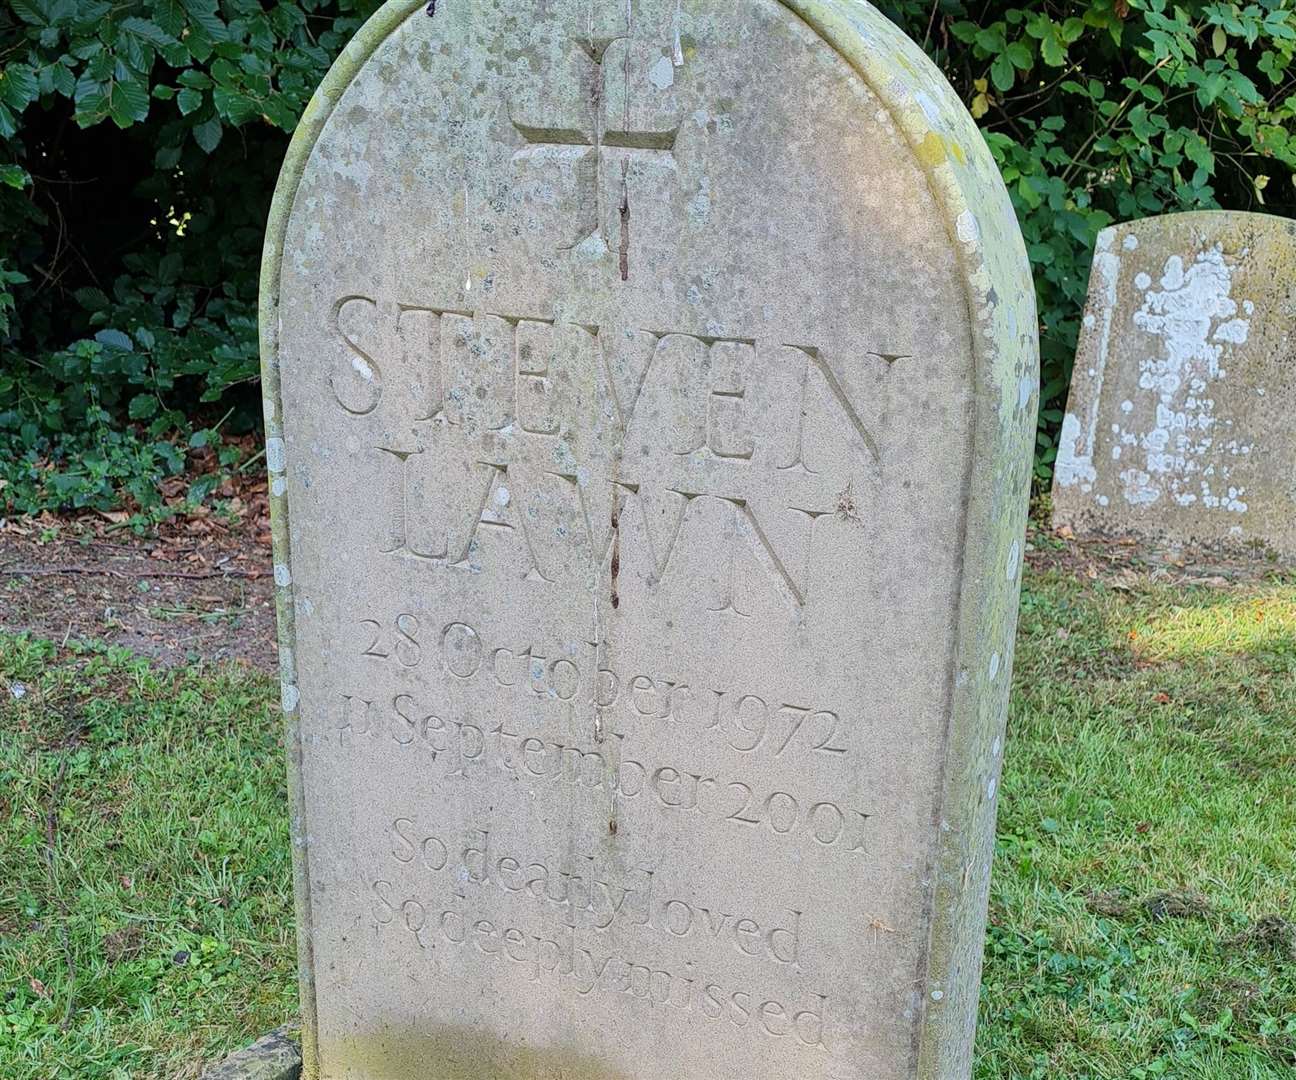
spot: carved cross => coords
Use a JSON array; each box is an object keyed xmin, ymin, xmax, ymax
[{"xmin": 511, "ymin": 35, "xmax": 683, "ymax": 276}]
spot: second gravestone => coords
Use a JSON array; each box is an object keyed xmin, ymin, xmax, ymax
[
  {"xmin": 261, "ymin": 2, "xmax": 1037, "ymax": 1078},
  {"xmin": 1054, "ymin": 211, "xmax": 1296, "ymax": 557}
]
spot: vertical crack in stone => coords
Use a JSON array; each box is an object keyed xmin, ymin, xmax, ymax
[
  {"xmin": 619, "ymin": 168, "xmax": 631, "ymax": 282},
  {"xmin": 619, "ymin": 0, "xmax": 633, "ymax": 281},
  {"xmin": 609, "ymin": 503, "xmax": 621, "ymax": 611}
]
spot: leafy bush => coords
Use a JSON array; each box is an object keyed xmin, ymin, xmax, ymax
[
  {"xmin": 886, "ymin": 0, "xmax": 1296, "ymax": 478},
  {"xmin": 0, "ymin": 0, "xmax": 1293, "ymax": 512},
  {"xmin": 0, "ymin": 0, "xmax": 383, "ymax": 516}
]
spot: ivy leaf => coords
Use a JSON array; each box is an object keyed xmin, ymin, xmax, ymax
[
  {"xmin": 108, "ymin": 76, "xmax": 150, "ymax": 128},
  {"xmin": 177, "ymin": 87, "xmax": 203, "ymax": 116},
  {"xmin": 192, "ymin": 115, "xmax": 222, "ymax": 153}
]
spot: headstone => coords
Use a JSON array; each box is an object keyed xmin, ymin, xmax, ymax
[
  {"xmin": 1054, "ymin": 211, "xmax": 1296, "ymax": 557},
  {"xmin": 259, "ymin": 2, "xmax": 1037, "ymax": 1078}
]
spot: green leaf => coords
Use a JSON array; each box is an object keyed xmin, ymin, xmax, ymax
[
  {"xmin": 155, "ymin": 0, "xmax": 186, "ymax": 37},
  {"xmin": 1040, "ymin": 30, "xmax": 1066, "ymax": 67},
  {"xmin": 9, "ymin": 0, "xmax": 46, "ymax": 26},
  {"xmin": 213, "ymin": 86, "xmax": 259, "ymax": 125},
  {"xmin": 1005, "ymin": 42, "xmax": 1033, "ymax": 70},
  {"xmin": 128, "ymin": 394, "xmax": 159, "ymax": 421},
  {"xmin": 154, "ymin": 144, "xmax": 182, "ymax": 169},
  {"xmin": 0, "ymin": 164, "xmax": 29, "ymax": 189},
  {"xmin": 181, "ymin": 0, "xmax": 228, "ymax": 41},
  {"xmin": 177, "ymin": 87, "xmax": 203, "ymax": 116},
  {"xmin": 74, "ymin": 286, "xmax": 110, "ymax": 311},
  {"xmin": 120, "ymin": 16, "xmax": 178, "ymax": 48},
  {"xmin": 0, "ymin": 65, "xmax": 40, "ymax": 113},
  {"xmin": 192, "ymin": 115, "xmax": 222, "ymax": 153},
  {"xmin": 49, "ymin": 62, "xmax": 74, "ymax": 98},
  {"xmin": 108, "ymin": 76, "xmax": 150, "ymax": 128},
  {"xmin": 95, "ymin": 329, "xmax": 134, "ymax": 351},
  {"xmin": 991, "ymin": 54, "xmax": 1016, "ymax": 93}
]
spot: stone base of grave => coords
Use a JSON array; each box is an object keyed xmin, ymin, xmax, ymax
[{"xmin": 199, "ymin": 1025, "xmax": 302, "ymax": 1080}]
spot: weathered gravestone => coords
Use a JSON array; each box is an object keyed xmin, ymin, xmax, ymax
[
  {"xmin": 1054, "ymin": 211, "xmax": 1296, "ymax": 557},
  {"xmin": 260, "ymin": 2, "xmax": 1037, "ymax": 1077}
]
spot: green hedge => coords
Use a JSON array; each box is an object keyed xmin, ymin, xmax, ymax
[{"xmin": 0, "ymin": 0, "xmax": 1292, "ymax": 517}]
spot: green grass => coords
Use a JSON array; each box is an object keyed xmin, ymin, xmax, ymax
[
  {"xmin": 979, "ymin": 571, "xmax": 1296, "ymax": 1079},
  {"xmin": 1, "ymin": 569, "xmax": 1293, "ymax": 1078},
  {"xmin": 0, "ymin": 641, "xmax": 294, "ymax": 1079}
]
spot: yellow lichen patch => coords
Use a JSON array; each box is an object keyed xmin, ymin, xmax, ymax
[
  {"xmin": 946, "ymin": 138, "xmax": 967, "ymax": 165},
  {"xmin": 916, "ymin": 130, "xmax": 947, "ymax": 167}
]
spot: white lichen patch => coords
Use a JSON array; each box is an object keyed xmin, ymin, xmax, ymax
[
  {"xmin": 266, "ymin": 437, "xmax": 287, "ymax": 475},
  {"xmin": 648, "ymin": 54, "xmax": 675, "ymax": 90},
  {"xmin": 1055, "ymin": 413, "xmax": 1096, "ymax": 490},
  {"xmin": 1111, "ymin": 246, "xmax": 1252, "ymax": 513}
]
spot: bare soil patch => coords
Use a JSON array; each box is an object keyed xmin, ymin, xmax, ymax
[
  {"xmin": 1026, "ymin": 519, "xmax": 1294, "ymax": 588},
  {"xmin": 0, "ymin": 517, "xmax": 276, "ymax": 671}
]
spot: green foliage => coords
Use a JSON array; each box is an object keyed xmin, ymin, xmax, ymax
[
  {"xmin": 0, "ymin": 0, "xmax": 1294, "ymax": 510},
  {"xmin": 884, "ymin": 0, "xmax": 1296, "ymax": 480},
  {"xmin": 0, "ymin": 1, "xmax": 383, "ymax": 514}
]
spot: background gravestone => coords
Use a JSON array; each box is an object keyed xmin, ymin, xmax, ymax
[
  {"xmin": 260, "ymin": 1, "xmax": 1037, "ymax": 1077},
  {"xmin": 1054, "ymin": 211, "xmax": 1296, "ymax": 557}
]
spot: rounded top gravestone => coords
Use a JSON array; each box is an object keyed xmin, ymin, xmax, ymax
[{"xmin": 259, "ymin": 2, "xmax": 1038, "ymax": 1078}]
